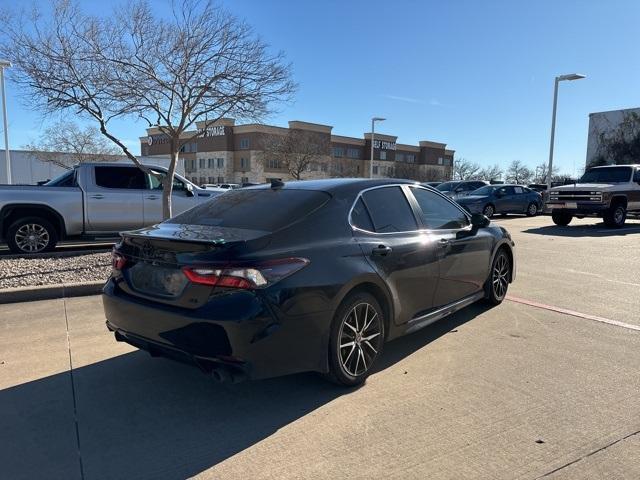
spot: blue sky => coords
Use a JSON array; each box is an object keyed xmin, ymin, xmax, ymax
[{"xmin": 4, "ymin": 0, "xmax": 640, "ymax": 176}]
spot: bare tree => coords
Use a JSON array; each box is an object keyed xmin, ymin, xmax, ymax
[
  {"xmin": 478, "ymin": 164, "xmax": 503, "ymax": 182},
  {"xmin": 532, "ymin": 162, "xmax": 558, "ymax": 184},
  {"xmin": 505, "ymin": 160, "xmax": 532, "ymax": 184},
  {"xmin": 2, "ymin": 0, "xmax": 295, "ymax": 218},
  {"xmin": 453, "ymin": 157, "xmax": 481, "ymax": 180},
  {"xmin": 329, "ymin": 158, "xmax": 361, "ymax": 178},
  {"xmin": 263, "ymin": 130, "xmax": 329, "ymax": 180},
  {"xmin": 589, "ymin": 111, "xmax": 640, "ymax": 167},
  {"xmin": 23, "ymin": 120, "xmax": 121, "ymax": 169}
]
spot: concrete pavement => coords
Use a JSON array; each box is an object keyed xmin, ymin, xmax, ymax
[{"xmin": 1, "ymin": 215, "xmax": 639, "ymax": 479}]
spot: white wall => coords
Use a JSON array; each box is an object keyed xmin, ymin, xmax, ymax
[{"xmin": 0, "ymin": 150, "xmax": 184, "ymax": 184}]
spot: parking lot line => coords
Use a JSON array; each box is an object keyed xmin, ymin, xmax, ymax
[{"xmin": 506, "ymin": 295, "xmax": 640, "ymax": 332}]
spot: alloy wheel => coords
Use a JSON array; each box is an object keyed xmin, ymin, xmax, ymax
[
  {"xmin": 528, "ymin": 203, "xmax": 537, "ymax": 215},
  {"xmin": 15, "ymin": 223, "xmax": 50, "ymax": 253},
  {"xmin": 614, "ymin": 206, "xmax": 625, "ymax": 224},
  {"xmin": 483, "ymin": 205, "xmax": 494, "ymax": 218},
  {"xmin": 492, "ymin": 253, "xmax": 509, "ymax": 300},
  {"xmin": 338, "ymin": 302, "xmax": 383, "ymax": 377}
]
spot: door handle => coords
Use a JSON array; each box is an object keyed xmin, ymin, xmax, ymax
[
  {"xmin": 146, "ymin": 195, "xmax": 159, "ymax": 200},
  {"xmin": 90, "ymin": 194, "xmax": 104, "ymax": 199},
  {"xmin": 437, "ymin": 238, "xmax": 450, "ymax": 248},
  {"xmin": 372, "ymin": 245, "xmax": 392, "ymax": 256}
]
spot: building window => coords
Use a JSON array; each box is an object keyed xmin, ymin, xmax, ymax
[
  {"xmin": 380, "ymin": 151, "xmax": 387, "ymax": 160},
  {"xmin": 206, "ymin": 158, "xmax": 212, "ymax": 168},
  {"xmin": 406, "ymin": 154, "xmax": 415, "ymax": 163},
  {"xmin": 444, "ymin": 158, "xmax": 452, "ymax": 166},
  {"xmin": 321, "ymin": 163, "xmax": 328, "ymax": 172},
  {"xmin": 239, "ymin": 138, "xmax": 250, "ymax": 149},
  {"xmin": 347, "ymin": 148, "xmax": 360, "ymax": 159},
  {"xmin": 217, "ymin": 176, "xmax": 224, "ymax": 183},
  {"xmin": 241, "ymin": 176, "xmax": 249, "ymax": 184},
  {"xmin": 216, "ymin": 158, "xmax": 224, "ymax": 168},
  {"xmin": 199, "ymin": 176, "xmax": 206, "ymax": 185},
  {"xmin": 438, "ymin": 157, "xmax": 444, "ymax": 165},
  {"xmin": 181, "ymin": 142, "xmax": 197, "ymax": 153},
  {"xmin": 372, "ymin": 166, "xmax": 379, "ymax": 175},
  {"xmin": 332, "ymin": 147, "xmax": 344, "ymax": 157},
  {"xmin": 208, "ymin": 176, "xmax": 214, "ymax": 184},
  {"xmin": 199, "ymin": 158, "xmax": 205, "ymax": 168},
  {"xmin": 396, "ymin": 153, "xmax": 404, "ymax": 162},
  {"xmin": 308, "ymin": 162, "xmax": 318, "ymax": 172},
  {"xmin": 267, "ymin": 159, "xmax": 280, "ymax": 169},
  {"xmin": 240, "ymin": 157, "xmax": 249, "ymax": 169},
  {"xmin": 387, "ymin": 166, "xmax": 394, "ymax": 176}
]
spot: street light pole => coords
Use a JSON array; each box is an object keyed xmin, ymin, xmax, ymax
[
  {"xmin": 546, "ymin": 73, "xmax": 585, "ymax": 191},
  {"xmin": 370, "ymin": 117, "xmax": 385, "ymax": 178},
  {"xmin": 0, "ymin": 60, "xmax": 11, "ymax": 185}
]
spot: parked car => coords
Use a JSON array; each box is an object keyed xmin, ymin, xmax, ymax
[
  {"xmin": 103, "ymin": 179, "xmax": 516, "ymax": 386},
  {"xmin": 546, "ymin": 164, "xmax": 640, "ymax": 228},
  {"xmin": 436, "ymin": 180, "xmax": 489, "ymax": 201},
  {"xmin": 0, "ymin": 163, "xmax": 220, "ymax": 254},
  {"xmin": 457, "ymin": 184, "xmax": 543, "ymax": 218},
  {"xmin": 421, "ymin": 181, "xmax": 442, "ymax": 188},
  {"xmin": 200, "ymin": 184, "xmax": 228, "ymax": 193}
]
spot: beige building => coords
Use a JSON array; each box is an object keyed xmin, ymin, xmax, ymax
[{"xmin": 140, "ymin": 119, "xmax": 454, "ymax": 185}]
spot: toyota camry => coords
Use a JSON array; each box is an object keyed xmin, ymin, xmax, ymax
[{"xmin": 103, "ymin": 179, "xmax": 515, "ymax": 386}]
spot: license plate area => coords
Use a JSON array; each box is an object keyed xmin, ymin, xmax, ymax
[{"xmin": 127, "ymin": 262, "xmax": 189, "ymax": 298}]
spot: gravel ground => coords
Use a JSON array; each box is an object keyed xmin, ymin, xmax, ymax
[{"xmin": 0, "ymin": 252, "xmax": 111, "ymax": 289}]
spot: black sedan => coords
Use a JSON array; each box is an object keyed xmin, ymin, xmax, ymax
[
  {"xmin": 456, "ymin": 184, "xmax": 543, "ymax": 218},
  {"xmin": 103, "ymin": 179, "xmax": 516, "ymax": 386}
]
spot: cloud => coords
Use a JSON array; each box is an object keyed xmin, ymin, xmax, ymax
[
  {"xmin": 382, "ymin": 95, "xmax": 444, "ymax": 107},
  {"xmin": 382, "ymin": 94, "xmax": 425, "ymax": 105}
]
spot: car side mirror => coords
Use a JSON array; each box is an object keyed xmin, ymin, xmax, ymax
[
  {"xmin": 186, "ymin": 183, "xmax": 195, "ymax": 197},
  {"xmin": 471, "ymin": 213, "xmax": 490, "ymax": 229}
]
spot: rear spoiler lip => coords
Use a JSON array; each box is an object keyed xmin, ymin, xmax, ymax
[{"xmin": 119, "ymin": 223, "xmax": 271, "ymax": 246}]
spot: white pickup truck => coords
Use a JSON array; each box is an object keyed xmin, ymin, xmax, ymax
[{"xmin": 0, "ymin": 163, "xmax": 221, "ymax": 254}]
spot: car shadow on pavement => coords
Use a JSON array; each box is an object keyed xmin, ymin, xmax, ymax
[
  {"xmin": 522, "ymin": 220, "xmax": 640, "ymax": 237},
  {"xmin": 0, "ymin": 303, "xmax": 490, "ymax": 480}
]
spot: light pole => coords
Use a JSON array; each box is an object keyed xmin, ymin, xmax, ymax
[
  {"xmin": 546, "ymin": 73, "xmax": 585, "ymax": 191},
  {"xmin": 370, "ymin": 117, "xmax": 385, "ymax": 178},
  {"xmin": 0, "ymin": 60, "xmax": 11, "ymax": 185}
]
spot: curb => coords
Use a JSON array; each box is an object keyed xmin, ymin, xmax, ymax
[{"xmin": 0, "ymin": 281, "xmax": 105, "ymax": 305}]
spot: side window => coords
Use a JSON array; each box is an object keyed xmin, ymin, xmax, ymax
[
  {"xmin": 94, "ymin": 167, "xmax": 146, "ymax": 189},
  {"xmin": 147, "ymin": 171, "xmax": 187, "ymax": 191},
  {"xmin": 472, "ymin": 182, "xmax": 486, "ymax": 190},
  {"xmin": 634, "ymin": 169, "xmax": 640, "ymax": 182},
  {"xmin": 514, "ymin": 186, "xmax": 525, "ymax": 194},
  {"xmin": 361, "ymin": 186, "xmax": 418, "ymax": 233},
  {"xmin": 350, "ymin": 197, "xmax": 374, "ymax": 231},
  {"xmin": 409, "ymin": 187, "xmax": 470, "ymax": 230}
]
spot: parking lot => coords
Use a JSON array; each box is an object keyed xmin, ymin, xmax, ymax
[{"xmin": 1, "ymin": 215, "xmax": 639, "ymax": 480}]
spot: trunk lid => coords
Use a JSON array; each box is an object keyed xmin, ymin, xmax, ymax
[{"xmin": 115, "ymin": 223, "xmax": 270, "ymax": 308}]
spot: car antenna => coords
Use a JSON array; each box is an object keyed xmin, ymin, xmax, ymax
[{"xmin": 270, "ymin": 178, "xmax": 285, "ymax": 189}]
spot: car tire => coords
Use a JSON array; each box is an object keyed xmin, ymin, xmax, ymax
[
  {"xmin": 551, "ymin": 211, "xmax": 572, "ymax": 226},
  {"xmin": 6, "ymin": 216, "xmax": 58, "ymax": 254},
  {"xmin": 326, "ymin": 292, "xmax": 385, "ymax": 387},
  {"xmin": 603, "ymin": 203, "xmax": 626, "ymax": 228},
  {"xmin": 483, "ymin": 204, "xmax": 495, "ymax": 218},
  {"xmin": 526, "ymin": 202, "xmax": 538, "ymax": 217},
  {"xmin": 484, "ymin": 248, "xmax": 511, "ymax": 305}
]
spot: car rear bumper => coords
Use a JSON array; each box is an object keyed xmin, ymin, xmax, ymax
[{"xmin": 102, "ymin": 278, "xmax": 331, "ymax": 380}]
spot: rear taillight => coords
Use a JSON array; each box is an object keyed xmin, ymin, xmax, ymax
[
  {"xmin": 112, "ymin": 250, "xmax": 127, "ymax": 270},
  {"xmin": 182, "ymin": 257, "xmax": 309, "ymax": 289}
]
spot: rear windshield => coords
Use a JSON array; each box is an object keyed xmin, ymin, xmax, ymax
[
  {"xmin": 436, "ymin": 181, "xmax": 460, "ymax": 192},
  {"xmin": 167, "ymin": 188, "xmax": 331, "ymax": 231},
  {"xmin": 579, "ymin": 167, "xmax": 632, "ymax": 183}
]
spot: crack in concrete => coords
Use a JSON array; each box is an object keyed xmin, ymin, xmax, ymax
[
  {"xmin": 63, "ymin": 298, "xmax": 85, "ymax": 480},
  {"xmin": 535, "ymin": 429, "xmax": 640, "ymax": 479}
]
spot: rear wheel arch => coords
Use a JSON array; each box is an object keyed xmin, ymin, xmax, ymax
[
  {"xmin": 1, "ymin": 204, "xmax": 66, "ymax": 240},
  {"xmin": 336, "ymin": 281, "xmax": 394, "ymax": 341}
]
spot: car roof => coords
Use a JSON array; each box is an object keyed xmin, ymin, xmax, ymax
[
  {"xmin": 589, "ymin": 164, "xmax": 640, "ymax": 169},
  {"xmin": 246, "ymin": 178, "xmax": 418, "ymax": 194}
]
